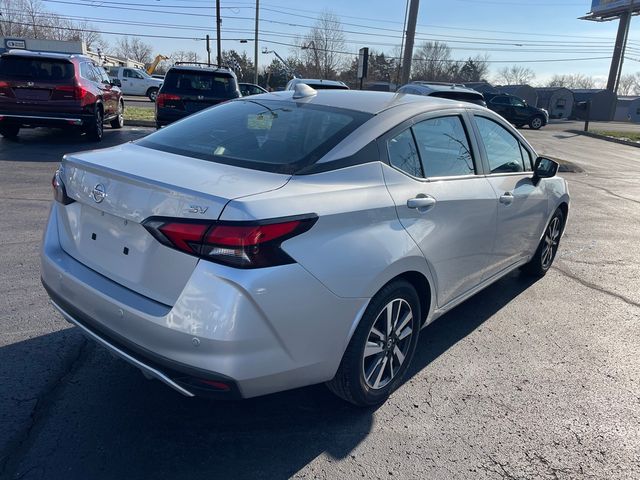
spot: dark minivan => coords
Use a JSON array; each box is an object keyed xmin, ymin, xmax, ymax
[
  {"xmin": 0, "ymin": 50, "xmax": 123, "ymax": 141},
  {"xmin": 155, "ymin": 63, "xmax": 240, "ymax": 128}
]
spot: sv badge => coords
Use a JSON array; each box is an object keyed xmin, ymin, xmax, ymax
[{"xmin": 187, "ymin": 205, "xmax": 209, "ymax": 214}]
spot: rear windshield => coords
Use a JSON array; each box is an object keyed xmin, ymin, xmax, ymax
[
  {"xmin": 307, "ymin": 83, "xmax": 349, "ymax": 90},
  {"xmin": 163, "ymin": 70, "xmax": 238, "ymax": 98},
  {"xmin": 0, "ymin": 56, "xmax": 74, "ymax": 82},
  {"xmin": 137, "ymin": 99, "xmax": 371, "ymax": 174},
  {"xmin": 431, "ymin": 91, "xmax": 485, "ymax": 105}
]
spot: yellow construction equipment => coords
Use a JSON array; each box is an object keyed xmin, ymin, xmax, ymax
[{"xmin": 147, "ymin": 55, "xmax": 169, "ymax": 75}]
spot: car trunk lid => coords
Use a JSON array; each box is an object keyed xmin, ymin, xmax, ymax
[{"xmin": 57, "ymin": 142, "xmax": 290, "ymax": 305}]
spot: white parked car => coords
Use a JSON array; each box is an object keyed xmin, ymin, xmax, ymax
[
  {"xmin": 105, "ymin": 66, "xmax": 163, "ymax": 101},
  {"xmin": 42, "ymin": 86, "xmax": 569, "ymax": 406}
]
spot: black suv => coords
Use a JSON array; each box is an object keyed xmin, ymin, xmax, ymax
[
  {"xmin": 484, "ymin": 93, "xmax": 548, "ymax": 130},
  {"xmin": 155, "ymin": 63, "xmax": 240, "ymax": 128}
]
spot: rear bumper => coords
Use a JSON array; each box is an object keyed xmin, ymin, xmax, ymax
[
  {"xmin": 155, "ymin": 108, "xmax": 188, "ymax": 127},
  {"xmin": 0, "ymin": 112, "xmax": 93, "ymax": 128},
  {"xmin": 41, "ymin": 203, "xmax": 368, "ymax": 398}
]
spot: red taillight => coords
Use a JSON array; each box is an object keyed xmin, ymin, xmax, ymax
[
  {"xmin": 51, "ymin": 169, "xmax": 74, "ymax": 205},
  {"xmin": 143, "ymin": 216, "xmax": 317, "ymax": 268},
  {"xmin": 156, "ymin": 93, "xmax": 180, "ymax": 108},
  {"xmin": 53, "ymin": 84, "xmax": 92, "ymax": 105}
]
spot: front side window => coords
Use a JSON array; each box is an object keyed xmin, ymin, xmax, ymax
[
  {"xmin": 490, "ymin": 96, "xmax": 509, "ymax": 105},
  {"xmin": 412, "ymin": 116, "xmax": 475, "ymax": 177},
  {"xmin": 138, "ymin": 99, "xmax": 371, "ymax": 174},
  {"xmin": 387, "ymin": 129, "xmax": 422, "ymax": 178},
  {"xmin": 124, "ymin": 69, "xmax": 143, "ymax": 79},
  {"xmin": 475, "ymin": 117, "xmax": 526, "ymax": 173},
  {"xmin": 510, "ymin": 97, "xmax": 526, "ymax": 107}
]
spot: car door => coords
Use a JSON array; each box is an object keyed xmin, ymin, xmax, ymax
[
  {"xmin": 381, "ymin": 111, "xmax": 499, "ymax": 308},
  {"xmin": 470, "ymin": 114, "xmax": 549, "ymax": 276},
  {"xmin": 92, "ymin": 64, "xmax": 116, "ymax": 116},
  {"xmin": 122, "ymin": 68, "xmax": 144, "ymax": 95},
  {"xmin": 489, "ymin": 95, "xmax": 513, "ymax": 122},
  {"xmin": 509, "ymin": 96, "xmax": 530, "ymax": 125}
]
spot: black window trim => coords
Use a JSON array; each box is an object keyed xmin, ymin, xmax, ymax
[
  {"xmin": 382, "ymin": 110, "xmax": 482, "ymax": 182},
  {"xmin": 470, "ymin": 112, "xmax": 538, "ymax": 177}
]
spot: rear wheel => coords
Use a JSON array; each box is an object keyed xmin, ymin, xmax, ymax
[
  {"xmin": 0, "ymin": 125, "xmax": 19, "ymax": 139},
  {"xmin": 147, "ymin": 88, "xmax": 159, "ymax": 102},
  {"xmin": 326, "ymin": 279, "xmax": 421, "ymax": 407},
  {"xmin": 110, "ymin": 100, "xmax": 124, "ymax": 129},
  {"xmin": 86, "ymin": 106, "xmax": 104, "ymax": 142},
  {"xmin": 522, "ymin": 208, "xmax": 564, "ymax": 277},
  {"xmin": 529, "ymin": 116, "xmax": 544, "ymax": 130}
]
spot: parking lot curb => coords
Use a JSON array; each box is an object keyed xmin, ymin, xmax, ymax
[
  {"xmin": 125, "ymin": 120, "xmax": 155, "ymax": 128},
  {"xmin": 569, "ymin": 130, "xmax": 640, "ymax": 148}
]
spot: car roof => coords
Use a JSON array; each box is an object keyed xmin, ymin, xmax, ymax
[
  {"xmin": 401, "ymin": 82, "xmax": 483, "ymax": 96},
  {"xmin": 1, "ymin": 49, "xmax": 88, "ymax": 61},
  {"xmin": 167, "ymin": 64, "xmax": 234, "ymax": 75},
  {"xmin": 240, "ymin": 89, "xmax": 477, "ymax": 115}
]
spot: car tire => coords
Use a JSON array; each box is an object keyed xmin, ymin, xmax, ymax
[
  {"xmin": 86, "ymin": 106, "xmax": 104, "ymax": 142},
  {"xmin": 529, "ymin": 116, "xmax": 544, "ymax": 130},
  {"xmin": 0, "ymin": 125, "xmax": 19, "ymax": 139},
  {"xmin": 522, "ymin": 208, "xmax": 564, "ymax": 277},
  {"xmin": 110, "ymin": 101, "xmax": 124, "ymax": 129},
  {"xmin": 147, "ymin": 88, "xmax": 159, "ymax": 102},
  {"xmin": 326, "ymin": 279, "xmax": 421, "ymax": 407}
]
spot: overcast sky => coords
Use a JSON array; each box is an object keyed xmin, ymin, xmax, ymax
[{"xmin": 44, "ymin": 0, "xmax": 640, "ymax": 84}]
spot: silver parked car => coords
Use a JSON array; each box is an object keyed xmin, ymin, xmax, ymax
[{"xmin": 42, "ymin": 86, "xmax": 569, "ymax": 406}]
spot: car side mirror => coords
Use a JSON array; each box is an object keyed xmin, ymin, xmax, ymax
[
  {"xmin": 532, "ymin": 157, "xmax": 559, "ymax": 185},
  {"xmin": 110, "ymin": 79, "xmax": 121, "ymax": 88}
]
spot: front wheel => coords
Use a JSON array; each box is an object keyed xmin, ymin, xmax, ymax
[
  {"xmin": 326, "ymin": 279, "xmax": 421, "ymax": 407},
  {"xmin": 147, "ymin": 88, "xmax": 158, "ymax": 102},
  {"xmin": 522, "ymin": 208, "xmax": 564, "ymax": 277},
  {"xmin": 0, "ymin": 124, "xmax": 19, "ymax": 139},
  {"xmin": 529, "ymin": 116, "xmax": 544, "ymax": 130}
]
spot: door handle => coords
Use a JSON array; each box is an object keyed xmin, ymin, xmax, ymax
[
  {"xmin": 499, "ymin": 191, "xmax": 514, "ymax": 205},
  {"xmin": 407, "ymin": 195, "xmax": 436, "ymax": 212}
]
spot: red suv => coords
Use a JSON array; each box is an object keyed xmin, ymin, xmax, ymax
[{"xmin": 0, "ymin": 50, "xmax": 124, "ymax": 141}]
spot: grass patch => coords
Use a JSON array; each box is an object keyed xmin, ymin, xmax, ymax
[
  {"xmin": 124, "ymin": 106, "xmax": 155, "ymax": 122},
  {"xmin": 592, "ymin": 130, "xmax": 640, "ymax": 142}
]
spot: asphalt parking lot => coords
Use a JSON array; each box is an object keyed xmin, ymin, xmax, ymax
[{"xmin": 1, "ymin": 126, "xmax": 639, "ymax": 480}]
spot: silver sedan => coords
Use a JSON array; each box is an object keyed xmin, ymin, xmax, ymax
[{"xmin": 42, "ymin": 85, "xmax": 569, "ymax": 406}]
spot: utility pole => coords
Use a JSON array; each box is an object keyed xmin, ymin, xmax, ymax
[
  {"xmin": 254, "ymin": 0, "xmax": 259, "ymax": 84},
  {"xmin": 206, "ymin": 34, "xmax": 211, "ymax": 66},
  {"xmin": 216, "ymin": 0, "xmax": 222, "ymax": 65},
  {"xmin": 400, "ymin": 0, "xmax": 420, "ymax": 86}
]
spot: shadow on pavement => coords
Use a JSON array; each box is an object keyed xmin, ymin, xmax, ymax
[
  {"xmin": 0, "ymin": 127, "xmax": 151, "ymax": 163},
  {"xmin": 1, "ymin": 271, "xmax": 538, "ymax": 480}
]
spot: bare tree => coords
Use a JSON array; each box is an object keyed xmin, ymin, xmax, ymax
[
  {"xmin": 546, "ymin": 73, "xmax": 597, "ymax": 89},
  {"xmin": 116, "ymin": 37, "xmax": 153, "ymax": 65},
  {"xmin": 412, "ymin": 41, "xmax": 455, "ymax": 82},
  {"xmin": 299, "ymin": 10, "xmax": 346, "ymax": 79},
  {"xmin": 171, "ymin": 50, "xmax": 199, "ymax": 63},
  {"xmin": 618, "ymin": 74, "xmax": 637, "ymax": 96},
  {"xmin": 495, "ymin": 65, "xmax": 536, "ymax": 85}
]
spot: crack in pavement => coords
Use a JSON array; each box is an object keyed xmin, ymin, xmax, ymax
[
  {"xmin": 568, "ymin": 179, "xmax": 640, "ymax": 206},
  {"xmin": 0, "ymin": 338, "xmax": 89, "ymax": 479},
  {"xmin": 552, "ymin": 265, "xmax": 640, "ymax": 310}
]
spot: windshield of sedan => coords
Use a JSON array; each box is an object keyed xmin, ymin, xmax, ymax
[{"xmin": 138, "ymin": 99, "xmax": 371, "ymax": 174}]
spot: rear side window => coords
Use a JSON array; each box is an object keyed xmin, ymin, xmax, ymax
[
  {"xmin": 412, "ymin": 116, "xmax": 475, "ymax": 177},
  {"xmin": 80, "ymin": 63, "xmax": 98, "ymax": 82},
  {"xmin": 164, "ymin": 70, "xmax": 237, "ymax": 98},
  {"xmin": 138, "ymin": 99, "xmax": 371, "ymax": 174},
  {"xmin": 0, "ymin": 56, "xmax": 74, "ymax": 82},
  {"xmin": 388, "ymin": 129, "xmax": 422, "ymax": 178},
  {"xmin": 475, "ymin": 117, "xmax": 526, "ymax": 173}
]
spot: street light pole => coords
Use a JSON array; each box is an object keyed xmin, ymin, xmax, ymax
[{"xmin": 254, "ymin": 0, "xmax": 259, "ymax": 84}]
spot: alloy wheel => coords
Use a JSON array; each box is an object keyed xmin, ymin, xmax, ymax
[
  {"xmin": 541, "ymin": 216, "xmax": 561, "ymax": 269},
  {"xmin": 362, "ymin": 298, "xmax": 414, "ymax": 390},
  {"xmin": 531, "ymin": 117, "xmax": 542, "ymax": 129}
]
